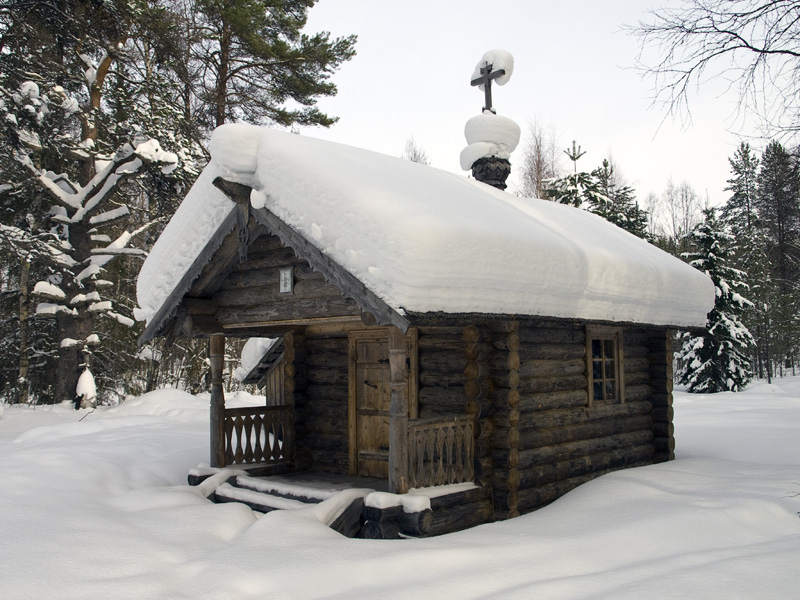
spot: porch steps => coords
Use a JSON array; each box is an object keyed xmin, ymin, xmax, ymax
[
  {"xmin": 200, "ymin": 471, "xmax": 367, "ymax": 538},
  {"xmin": 214, "ymin": 474, "xmax": 337, "ymax": 510}
]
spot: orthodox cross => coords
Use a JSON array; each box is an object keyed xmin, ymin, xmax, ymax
[{"xmin": 470, "ymin": 61, "xmax": 505, "ymax": 113}]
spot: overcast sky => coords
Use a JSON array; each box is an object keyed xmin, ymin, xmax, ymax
[{"xmin": 299, "ymin": 0, "xmax": 763, "ymax": 207}]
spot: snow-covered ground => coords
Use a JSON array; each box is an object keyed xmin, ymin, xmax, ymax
[{"xmin": 1, "ymin": 381, "xmax": 798, "ymax": 599}]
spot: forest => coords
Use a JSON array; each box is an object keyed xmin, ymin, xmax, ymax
[{"xmin": 1, "ymin": 0, "xmax": 798, "ymax": 406}]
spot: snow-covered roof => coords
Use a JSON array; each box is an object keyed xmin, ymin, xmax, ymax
[{"xmin": 136, "ymin": 124, "xmax": 714, "ymax": 330}]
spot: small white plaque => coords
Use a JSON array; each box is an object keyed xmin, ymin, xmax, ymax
[{"xmin": 279, "ymin": 267, "xmax": 293, "ymax": 294}]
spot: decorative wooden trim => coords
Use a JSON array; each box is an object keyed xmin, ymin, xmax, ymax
[
  {"xmin": 211, "ymin": 177, "xmax": 410, "ymax": 332},
  {"xmin": 139, "ymin": 207, "xmax": 238, "ymax": 344},
  {"xmin": 407, "ymin": 327, "xmax": 419, "ymax": 420}
]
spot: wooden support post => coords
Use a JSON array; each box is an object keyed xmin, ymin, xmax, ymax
[
  {"xmin": 209, "ymin": 333, "xmax": 227, "ymax": 468},
  {"xmin": 388, "ymin": 325, "xmax": 409, "ymax": 494}
]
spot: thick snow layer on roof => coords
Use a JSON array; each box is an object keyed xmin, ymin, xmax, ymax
[
  {"xmin": 137, "ymin": 124, "xmax": 714, "ymax": 328},
  {"xmin": 234, "ymin": 337, "xmax": 279, "ymax": 382}
]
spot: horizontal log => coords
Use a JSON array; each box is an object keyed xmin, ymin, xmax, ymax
[
  {"xmin": 490, "ymin": 331, "xmax": 520, "ymax": 352},
  {"xmin": 654, "ymin": 436, "xmax": 675, "ymax": 453},
  {"xmin": 427, "ymin": 484, "xmax": 492, "ymax": 511},
  {"xmin": 215, "ymin": 299, "xmax": 361, "ymax": 326},
  {"xmin": 305, "ymin": 337, "xmax": 350, "ymax": 351},
  {"xmin": 653, "ymin": 451, "xmax": 674, "ymax": 463},
  {"xmin": 493, "ymin": 442, "xmax": 654, "ymax": 491},
  {"xmin": 417, "ymin": 326, "xmax": 466, "ymax": 337},
  {"xmin": 295, "ymin": 417, "xmax": 348, "ymax": 437},
  {"xmin": 418, "ymin": 349, "xmax": 466, "ymax": 371},
  {"xmin": 650, "ymin": 392, "xmax": 673, "ymax": 407},
  {"xmin": 494, "ymin": 399, "xmax": 652, "ymax": 433},
  {"xmin": 622, "ymin": 343, "xmax": 649, "ymax": 359},
  {"xmin": 417, "ymin": 336, "xmax": 465, "ymax": 351},
  {"xmin": 485, "ymin": 320, "xmax": 520, "ymax": 334},
  {"xmin": 518, "ymin": 343, "xmax": 585, "ymax": 361},
  {"xmin": 303, "ymin": 449, "xmax": 350, "ymax": 472},
  {"xmin": 466, "ymin": 398, "xmax": 492, "ymax": 419},
  {"xmin": 419, "ymin": 371, "xmax": 465, "ymax": 388},
  {"xmin": 417, "ymin": 385, "xmax": 466, "ymax": 407},
  {"xmin": 491, "ymin": 389, "xmax": 588, "ymax": 419},
  {"xmin": 624, "ymin": 371, "xmax": 650, "ymax": 387},
  {"xmin": 494, "ymin": 429, "xmax": 654, "ymax": 471},
  {"xmin": 242, "ymin": 233, "xmax": 284, "ymax": 253},
  {"xmin": 462, "ymin": 324, "xmax": 489, "ymax": 343},
  {"xmin": 429, "ymin": 499, "xmax": 494, "ymax": 536},
  {"xmin": 518, "ymin": 358, "xmax": 585, "ymax": 379},
  {"xmin": 464, "ymin": 378, "xmax": 492, "ymax": 400},
  {"xmin": 652, "ymin": 405, "xmax": 674, "ymax": 422},
  {"xmin": 491, "ymin": 372, "xmax": 587, "ymax": 394},
  {"xmin": 475, "ymin": 456, "xmax": 494, "ymax": 484},
  {"xmin": 652, "ymin": 421, "xmax": 674, "ymax": 437},
  {"xmin": 299, "ymin": 432, "xmax": 349, "ymax": 452},
  {"xmin": 623, "ymin": 356, "xmax": 650, "ymax": 374},
  {"xmin": 304, "ymin": 369, "xmax": 348, "ymax": 386},
  {"xmin": 516, "ymin": 414, "xmax": 654, "ymax": 450},
  {"xmin": 464, "ymin": 341, "xmax": 492, "ymax": 362},
  {"xmin": 517, "ymin": 326, "xmax": 585, "ymax": 345},
  {"xmin": 464, "ymin": 360, "xmax": 491, "ymax": 381},
  {"xmin": 624, "ymin": 384, "xmax": 652, "ymax": 403},
  {"xmin": 513, "ymin": 463, "xmax": 649, "ymax": 514},
  {"xmin": 397, "ymin": 508, "xmax": 434, "ymax": 536},
  {"xmin": 221, "ymin": 262, "xmax": 316, "ymax": 290}
]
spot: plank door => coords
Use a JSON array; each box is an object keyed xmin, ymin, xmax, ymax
[{"xmin": 349, "ymin": 331, "xmax": 390, "ymax": 478}]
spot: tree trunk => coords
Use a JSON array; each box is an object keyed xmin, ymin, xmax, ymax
[
  {"xmin": 16, "ymin": 258, "xmax": 31, "ymax": 404},
  {"xmin": 55, "ymin": 310, "xmax": 93, "ymax": 403}
]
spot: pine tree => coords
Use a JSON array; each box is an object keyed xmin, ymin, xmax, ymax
[
  {"xmin": 677, "ymin": 208, "xmax": 754, "ymax": 393},
  {"xmin": 191, "ymin": 0, "xmax": 357, "ymax": 128},
  {"xmin": 0, "ymin": 0, "xmax": 197, "ymax": 404}
]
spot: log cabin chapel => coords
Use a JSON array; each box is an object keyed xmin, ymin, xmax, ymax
[{"xmin": 135, "ymin": 121, "xmax": 714, "ymax": 538}]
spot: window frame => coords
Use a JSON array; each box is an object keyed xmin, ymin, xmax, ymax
[{"xmin": 586, "ymin": 326, "xmax": 625, "ymax": 406}]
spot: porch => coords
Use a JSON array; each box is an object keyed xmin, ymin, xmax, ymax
[
  {"xmin": 208, "ymin": 332, "xmax": 477, "ymax": 494},
  {"xmin": 188, "ymin": 467, "xmax": 491, "ymax": 539}
]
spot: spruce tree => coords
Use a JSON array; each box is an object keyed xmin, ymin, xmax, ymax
[
  {"xmin": 544, "ymin": 141, "xmax": 610, "ymax": 212},
  {"xmin": 677, "ymin": 208, "xmax": 754, "ymax": 393},
  {"xmin": 592, "ymin": 159, "xmax": 649, "ymax": 238},
  {"xmin": 756, "ymin": 141, "xmax": 800, "ymax": 373}
]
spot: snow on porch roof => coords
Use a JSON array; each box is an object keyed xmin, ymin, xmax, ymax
[{"xmin": 135, "ymin": 124, "xmax": 714, "ymax": 330}]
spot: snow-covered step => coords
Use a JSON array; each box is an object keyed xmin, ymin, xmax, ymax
[
  {"xmin": 229, "ymin": 474, "xmax": 337, "ymax": 504},
  {"xmin": 213, "ymin": 482, "xmax": 312, "ymax": 513}
]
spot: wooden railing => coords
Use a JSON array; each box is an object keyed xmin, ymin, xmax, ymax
[
  {"xmin": 223, "ymin": 405, "xmax": 293, "ymax": 465},
  {"xmin": 407, "ymin": 416, "xmax": 474, "ymax": 488}
]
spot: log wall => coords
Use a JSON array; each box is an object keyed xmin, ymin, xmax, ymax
[
  {"xmin": 212, "ymin": 234, "xmax": 361, "ymax": 327},
  {"xmin": 292, "ymin": 329, "xmax": 351, "ymax": 473},
  {"xmin": 489, "ymin": 319, "xmax": 659, "ymax": 518}
]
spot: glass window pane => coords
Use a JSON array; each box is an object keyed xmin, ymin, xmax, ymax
[
  {"xmin": 592, "ymin": 340, "xmax": 602, "ymax": 358},
  {"xmin": 593, "ymin": 382, "xmax": 603, "ymax": 401},
  {"xmin": 606, "ymin": 381, "xmax": 615, "ymax": 400},
  {"xmin": 605, "ymin": 360, "xmax": 614, "ymax": 378},
  {"xmin": 593, "ymin": 360, "xmax": 602, "ymax": 379},
  {"xmin": 604, "ymin": 339, "xmax": 614, "ymax": 358}
]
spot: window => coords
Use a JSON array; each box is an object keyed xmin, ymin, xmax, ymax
[{"xmin": 586, "ymin": 327, "xmax": 624, "ymax": 405}]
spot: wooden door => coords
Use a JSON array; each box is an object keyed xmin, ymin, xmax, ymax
[{"xmin": 349, "ymin": 331, "xmax": 390, "ymax": 478}]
